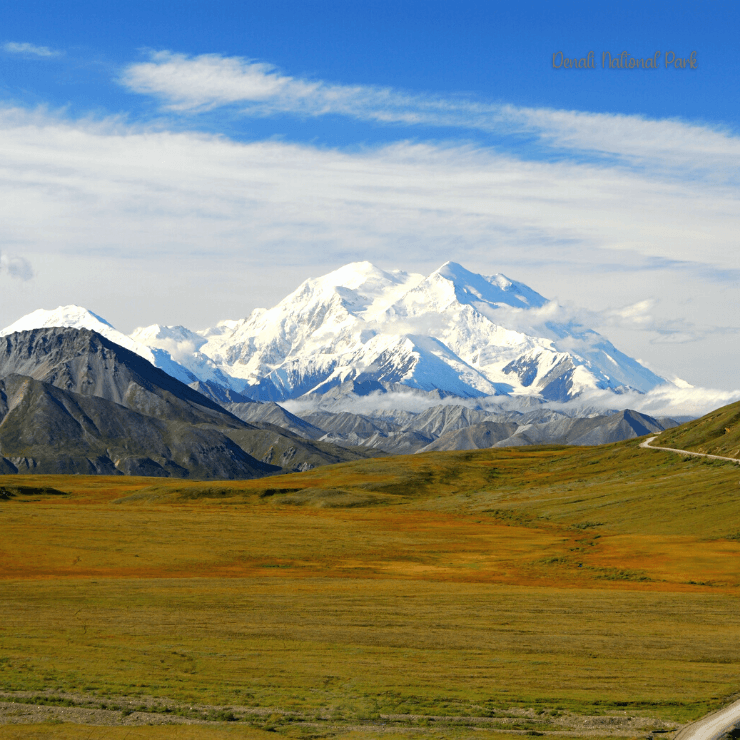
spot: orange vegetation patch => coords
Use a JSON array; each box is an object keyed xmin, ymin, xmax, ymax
[
  {"xmin": 1, "ymin": 484, "xmax": 737, "ymax": 594},
  {"xmin": 581, "ymin": 533, "xmax": 740, "ymax": 588},
  {"xmin": 2, "ymin": 466, "xmax": 740, "ymax": 722}
]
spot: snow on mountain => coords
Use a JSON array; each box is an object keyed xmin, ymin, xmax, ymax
[
  {"xmin": 419, "ymin": 261, "xmax": 549, "ymax": 311},
  {"xmin": 131, "ymin": 323, "xmax": 207, "ymax": 351},
  {"xmin": 195, "ymin": 262, "xmax": 426, "ymax": 384},
  {"xmin": 187, "ymin": 260, "xmax": 667, "ymax": 401},
  {"xmin": 0, "ymin": 305, "xmax": 198, "ymax": 385},
  {"xmin": 0, "ymin": 262, "xmax": 669, "ymax": 404},
  {"xmin": 1, "ymin": 305, "xmax": 145, "ymax": 357},
  {"xmin": 129, "ymin": 324, "xmax": 232, "ymax": 386}
]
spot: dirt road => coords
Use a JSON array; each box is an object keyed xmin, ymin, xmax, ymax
[
  {"xmin": 640, "ymin": 437, "xmax": 740, "ymax": 464},
  {"xmin": 673, "ymin": 698, "xmax": 740, "ymax": 740}
]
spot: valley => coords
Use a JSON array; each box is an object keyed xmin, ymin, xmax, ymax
[{"xmin": 1, "ymin": 429, "xmax": 739, "ymax": 738}]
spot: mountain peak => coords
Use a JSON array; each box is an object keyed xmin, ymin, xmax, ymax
[
  {"xmin": 272, "ymin": 261, "xmax": 425, "ymax": 324},
  {"xmin": 0, "ymin": 305, "xmax": 114, "ymax": 337},
  {"xmin": 425, "ymin": 262, "xmax": 548, "ymax": 310},
  {"xmin": 0, "ymin": 304, "xmax": 154, "ymax": 361},
  {"xmin": 434, "ymin": 260, "xmax": 470, "ymax": 277},
  {"xmin": 0, "ymin": 263, "xmax": 668, "ymax": 404},
  {"xmin": 307, "ymin": 261, "xmax": 415, "ymax": 293}
]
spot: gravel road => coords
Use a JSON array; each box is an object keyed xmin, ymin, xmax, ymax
[
  {"xmin": 673, "ymin": 699, "xmax": 740, "ymax": 740},
  {"xmin": 640, "ymin": 437, "xmax": 740, "ymax": 464}
]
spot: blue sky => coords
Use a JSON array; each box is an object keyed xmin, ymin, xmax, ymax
[
  {"xmin": 2, "ymin": 1, "xmax": 736, "ymax": 143},
  {"xmin": 0, "ymin": 0, "xmax": 738, "ymax": 396}
]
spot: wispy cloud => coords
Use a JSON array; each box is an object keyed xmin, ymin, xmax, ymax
[
  {"xmin": 2, "ymin": 105, "xmax": 738, "ymax": 273},
  {"xmin": 0, "ymin": 251, "xmax": 33, "ymax": 280},
  {"xmin": 3, "ymin": 41, "xmax": 61, "ymax": 58},
  {"xmin": 121, "ymin": 51, "xmax": 740, "ymax": 181},
  {"xmin": 483, "ymin": 298, "xmax": 740, "ymax": 346},
  {"xmin": 504, "ymin": 106, "xmax": 740, "ymax": 179},
  {"xmin": 121, "ymin": 52, "xmax": 323, "ymax": 112},
  {"xmin": 0, "ymin": 104, "xmax": 737, "ymax": 387},
  {"xmin": 121, "ymin": 51, "xmax": 446, "ymax": 121}
]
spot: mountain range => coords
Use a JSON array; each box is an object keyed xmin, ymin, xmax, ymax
[
  {"xmin": 1, "ymin": 261, "xmax": 670, "ymax": 405},
  {"xmin": 0, "ymin": 262, "xmax": 687, "ymax": 477}
]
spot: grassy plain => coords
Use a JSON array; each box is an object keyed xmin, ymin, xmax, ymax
[{"xmin": 1, "ymin": 438, "xmax": 740, "ymax": 738}]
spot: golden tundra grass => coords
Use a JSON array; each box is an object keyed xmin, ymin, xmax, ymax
[{"xmin": 1, "ymin": 439, "xmax": 739, "ymax": 738}]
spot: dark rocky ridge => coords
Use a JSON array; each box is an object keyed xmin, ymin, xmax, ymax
[
  {"xmin": 0, "ymin": 327, "xmax": 244, "ymax": 426},
  {"xmin": 0, "ymin": 374, "xmax": 278, "ymax": 478},
  {"xmin": 0, "ymin": 328, "xmax": 378, "ymax": 478}
]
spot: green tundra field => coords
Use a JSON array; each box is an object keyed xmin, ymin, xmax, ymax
[{"xmin": 1, "ymin": 423, "xmax": 740, "ymax": 739}]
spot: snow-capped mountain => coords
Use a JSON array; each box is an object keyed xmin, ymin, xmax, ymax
[
  {"xmin": 129, "ymin": 323, "xmax": 235, "ymax": 388},
  {"xmin": 0, "ymin": 305, "xmax": 200, "ymax": 386},
  {"xmin": 0, "ymin": 262, "xmax": 668, "ymax": 403},
  {"xmin": 188, "ymin": 260, "xmax": 665, "ymax": 400}
]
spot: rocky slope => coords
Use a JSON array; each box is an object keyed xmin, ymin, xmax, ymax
[
  {"xmin": 0, "ymin": 374, "xmax": 277, "ymax": 478},
  {"xmin": 0, "ymin": 328, "xmax": 378, "ymax": 477},
  {"xmin": 289, "ymin": 403, "xmax": 679, "ymax": 454},
  {"xmin": 0, "ymin": 327, "xmax": 243, "ymax": 426}
]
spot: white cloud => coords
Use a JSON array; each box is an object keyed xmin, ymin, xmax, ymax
[
  {"xmin": 556, "ymin": 385, "xmax": 740, "ymax": 419},
  {"xmin": 0, "ymin": 105, "xmax": 737, "ymax": 388},
  {"xmin": 282, "ymin": 383, "xmax": 740, "ymax": 420},
  {"xmin": 3, "ymin": 42, "xmax": 60, "ymax": 58},
  {"xmin": 0, "ymin": 251, "xmax": 33, "ymax": 280},
  {"xmin": 1, "ymin": 105, "xmax": 735, "ymax": 272},
  {"xmin": 121, "ymin": 52, "xmax": 740, "ymax": 180},
  {"xmin": 121, "ymin": 52, "xmax": 318, "ymax": 111},
  {"xmin": 483, "ymin": 298, "xmax": 739, "ymax": 346},
  {"xmin": 505, "ymin": 106, "xmax": 740, "ymax": 180},
  {"xmin": 121, "ymin": 51, "xmax": 420, "ymax": 118}
]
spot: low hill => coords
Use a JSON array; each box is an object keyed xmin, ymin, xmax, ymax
[
  {"xmin": 69, "ymin": 426, "xmax": 740, "ymax": 540},
  {"xmin": 654, "ymin": 399, "xmax": 740, "ymax": 459}
]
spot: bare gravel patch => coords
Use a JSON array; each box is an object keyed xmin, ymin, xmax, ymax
[{"xmin": 0, "ymin": 690, "xmax": 682, "ymax": 735}]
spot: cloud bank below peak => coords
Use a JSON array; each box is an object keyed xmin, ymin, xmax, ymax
[{"xmin": 282, "ymin": 383, "xmax": 740, "ymax": 421}]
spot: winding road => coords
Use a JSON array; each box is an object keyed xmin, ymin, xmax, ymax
[
  {"xmin": 673, "ymin": 698, "xmax": 740, "ymax": 740},
  {"xmin": 640, "ymin": 436, "xmax": 740, "ymax": 464},
  {"xmin": 641, "ymin": 436, "xmax": 740, "ymax": 740}
]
